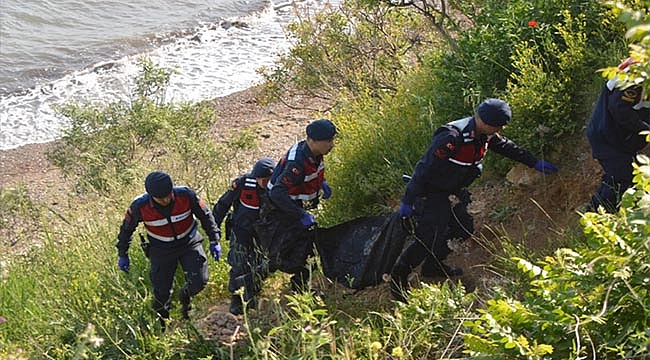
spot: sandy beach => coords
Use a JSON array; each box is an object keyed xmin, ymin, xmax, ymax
[{"xmin": 0, "ymin": 86, "xmax": 330, "ymax": 204}]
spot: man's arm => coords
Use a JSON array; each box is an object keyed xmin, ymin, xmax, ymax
[
  {"xmin": 190, "ymin": 190, "xmax": 221, "ymax": 243},
  {"xmin": 403, "ymin": 128, "xmax": 460, "ymax": 205},
  {"xmin": 608, "ymin": 87, "xmax": 650, "ymax": 134},
  {"xmin": 487, "ymin": 133, "xmax": 538, "ymax": 167},
  {"xmin": 212, "ymin": 177, "xmax": 241, "ymax": 227},
  {"xmin": 116, "ymin": 201, "xmax": 141, "ymax": 257}
]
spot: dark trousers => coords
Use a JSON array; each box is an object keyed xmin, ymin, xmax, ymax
[
  {"xmin": 255, "ymin": 208, "xmax": 314, "ymax": 291},
  {"xmin": 149, "ymin": 241, "xmax": 208, "ymax": 318},
  {"xmin": 393, "ymin": 192, "xmax": 453, "ymax": 274},
  {"xmin": 227, "ymin": 227, "xmax": 268, "ymax": 300},
  {"xmin": 591, "ymin": 154, "xmax": 636, "ymax": 213}
]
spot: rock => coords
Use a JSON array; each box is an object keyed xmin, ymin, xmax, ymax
[{"xmin": 506, "ymin": 163, "xmax": 536, "ymax": 187}]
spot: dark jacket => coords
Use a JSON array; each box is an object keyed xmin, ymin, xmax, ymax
[
  {"xmin": 213, "ymin": 174, "xmax": 264, "ymax": 233},
  {"xmin": 116, "ymin": 186, "xmax": 220, "ymax": 257},
  {"xmin": 587, "ymin": 80, "xmax": 650, "ymax": 159},
  {"xmin": 267, "ymin": 140, "xmax": 325, "ymax": 220},
  {"xmin": 403, "ymin": 116, "xmax": 537, "ymax": 205}
]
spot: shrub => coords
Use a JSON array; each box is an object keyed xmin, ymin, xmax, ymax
[{"xmin": 463, "ymin": 151, "xmax": 650, "ymax": 359}]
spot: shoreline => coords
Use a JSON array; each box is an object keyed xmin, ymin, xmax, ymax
[{"xmin": 0, "ymin": 85, "xmax": 330, "ymax": 203}]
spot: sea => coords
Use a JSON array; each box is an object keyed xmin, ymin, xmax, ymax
[{"xmin": 0, "ymin": 0, "xmax": 333, "ymax": 151}]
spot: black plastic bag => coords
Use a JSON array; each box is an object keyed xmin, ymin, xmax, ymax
[{"xmin": 315, "ymin": 211, "xmax": 407, "ymax": 289}]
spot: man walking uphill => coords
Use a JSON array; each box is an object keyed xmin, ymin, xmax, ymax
[
  {"xmin": 212, "ymin": 157, "xmax": 275, "ymax": 315},
  {"xmin": 258, "ymin": 118, "xmax": 336, "ymax": 294},
  {"xmin": 391, "ymin": 98, "xmax": 559, "ymax": 303},
  {"xmin": 586, "ymin": 58, "xmax": 650, "ymax": 213},
  {"xmin": 116, "ymin": 171, "xmax": 222, "ymax": 325}
]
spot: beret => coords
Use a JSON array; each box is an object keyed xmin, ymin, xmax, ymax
[
  {"xmin": 477, "ymin": 98, "xmax": 511, "ymax": 127},
  {"xmin": 145, "ymin": 171, "xmax": 173, "ymax": 198},
  {"xmin": 251, "ymin": 157, "xmax": 275, "ymax": 178},
  {"xmin": 306, "ymin": 119, "xmax": 337, "ymax": 140}
]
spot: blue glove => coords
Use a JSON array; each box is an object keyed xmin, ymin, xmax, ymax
[
  {"xmin": 118, "ymin": 256, "xmax": 130, "ymax": 273},
  {"xmin": 322, "ymin": 180, "xmax": 332, "ymax": 199},
  {"xmin": 533, "ymin": 160, "xmax": 559, "ymax": 174},
  {"xmin": 399, "ymin": 202, "xmax": 413, "ymax": 218},
  {"xmin": 209, "ymin": 242, "xmax": 222, "ymax": 261},
  {"xmin": 300, "ymin": 212, "xmax": 316, "ymax": 228}
]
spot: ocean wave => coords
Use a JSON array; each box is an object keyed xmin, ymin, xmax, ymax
[{"xmin": 0, "ymin": 1, "xmax": 294, "ymax": 151}]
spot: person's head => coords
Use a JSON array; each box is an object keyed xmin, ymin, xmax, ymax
[
  {"xmin": 145, "ymin": 171, "xmax": 174, "ymax": 206},
  {"xmin": 251, "ymin": 157, "xmax": 275, "ymax": 188},
  {"xmin": 306, "ymin": 118, "xmax": 337, "ymax": 156},
  {"xmin": 475, "ymin": 98, "xmax": 511, "ymax": 135}
]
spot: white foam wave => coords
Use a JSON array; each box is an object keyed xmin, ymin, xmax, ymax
[{"xmin": 0, "ymin": 4, "xmax": 293, "ymax": 150}]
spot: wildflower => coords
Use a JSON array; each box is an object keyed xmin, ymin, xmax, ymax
[
  {"xmin": 528, "ymin": 20, "xmax": 538, "ymax": 27},
  {"xmin": 392, "ymin": 346, "xmax": 404, "ymax": 358},
  {"xmin": 370, "ymin": 341, "xmax": 382, "ymax": 352},
  {"xmin": 304, "ymin": 325, "xmax": 312, "ymax": 332},
  {"xmin": 89, "ymin": 336, "xmax": 104, "ymax": 347},
  {"xmin": 0, "ymin": 316, "xmax": 6, "ymax": 324}
]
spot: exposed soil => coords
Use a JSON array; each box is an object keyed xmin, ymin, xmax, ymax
[{"xmin": 0, "ymin": 85, "xmax": 617, "ymax": 347}]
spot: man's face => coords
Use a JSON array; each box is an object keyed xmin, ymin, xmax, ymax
[
  {"xmin": 152, "ymin": 192, "xmax": 173, "ymax": 207},
  {"xmin": 476, "ymin": 116, "xmax": 504, "ymax": 136},
  {"xmin": 256, "ymin": 177, "xmax": 270, "ymax": 189},
  {"xmin": 309, "ymin": 138, "xmax": 335, "ymax": 156}
]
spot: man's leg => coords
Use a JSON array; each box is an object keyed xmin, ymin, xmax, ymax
[
  {"xmin": 421, "ymin": 199, "xmax": 472, "ymax": 277},
  {"xmin": 591, "ymin": 155, "xmax": 635, "ymax": 213},
  {"xmin": 178, "ymin": 241, "xmax": 209, "ymax": 319},
  {"xmin": 149, "ymin": 247, "xmax": 179, "ymax": 323},
  {"xmin": 390, "ymin": 193, "xmax": 451, "ymax": 302},
  {"xmin": 227, "ymin": 230, "xmax": 257, "ymax": 315}
]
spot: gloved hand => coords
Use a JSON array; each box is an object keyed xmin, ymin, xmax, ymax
[
  {"xmin": 209, "ymin": 242, "xmax": 222, "ymax": 261},
  {"xmin": 300, "ymin": 212, "xmax": 316, "ymax": 229},
  {"xmin": 322, "ymin": 180, "xmax": 332, "ymax": 199},
  {"xmin": 118, "ymin": 256, "xmax": 130, "ymax": 273},
  {"xmin": 533, "ymin": 160, "xmax": 559, "ymax": 174},
  {"xmin": 399, "ymin": 202, "xmax": 413, "ymax": 218}
]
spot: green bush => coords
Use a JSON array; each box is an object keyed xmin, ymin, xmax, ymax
[{"xmin": 463, "ymin": 153, "xmax": 650, "ymax": 359}]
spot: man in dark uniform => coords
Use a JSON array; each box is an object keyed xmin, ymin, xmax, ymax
[
  {"xmin": 586, "ymin": 58, "xmax": 650, "ymax": 213},
  {"xmin": 116, "ymin": 171, "xmax": 222, "ymax": 324},
  {"xmin": 391, "ymin": 98, "xmax": 559, "ymax": 302},
  {"xmin": 212, "ymin": 157, "xmax": 275, "ymax": 315},
  {"xmin": 260, "ymin": 118, "xmax": 336, "ymax": 293}
]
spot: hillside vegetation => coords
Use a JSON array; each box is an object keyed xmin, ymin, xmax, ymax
[{"xmin": 1, "ymin": 0, "xmax": 649, "ymax": 359}]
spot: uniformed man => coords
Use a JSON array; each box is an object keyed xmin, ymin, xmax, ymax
[
  {"xmin": 391, "ymin": 99, "xmax": 558, "ymax": 302},
  {"xmin": 116, "ymin": 171, "xmax": 221, "ymax": 324},
  {"xmin": 260, "ymin": 119, "xmax": 336, "ymax": 293},
  {"xmin": 586, "ymin": 58, "xmax": 650, "ymax": 213},
  {"xmin": 213, "ymin": 157, "xmax": 275, "ymax": 315}
]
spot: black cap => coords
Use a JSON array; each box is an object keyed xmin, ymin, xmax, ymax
[
  {"xmin": 145, "ymin": 171, "xmax": 173, "ymax": 198},
  {"xmin": 306, "ymin": 118, "xmax": 337, "ymax": 140},
  {"xmin": 477, "ymin": 98, "xmax": 511, "ymax": 127},
  {"xmin": 251, "ymin": 157, "xmax": 275, "ymax": 178}
]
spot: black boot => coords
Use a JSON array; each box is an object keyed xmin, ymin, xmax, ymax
[
  {"xmin": 390, "ymin": 264, "xmax": 410, "ymax": 303},
  {"xmin": 421, "ymin": 260, "xmax": 463, "ymax": 277},
  {"xmin": 179, "ymin": 288, "xmax": 192, "ymax": 320},
  {"xmin": 229, "ymin": 295, "xmax": 244, "ymax": 315},
  {"xmin": 421, "ymin": 258, "xmax": 463, "ymax": 277}
]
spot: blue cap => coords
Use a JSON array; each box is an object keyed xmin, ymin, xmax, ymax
[
  {"xmin": 145, "ymin": 171, "xmax": 173, "ymax": 198},
  {"xmin": 251, "ymin": 157, "xmax": 275, "ymax": 178},
  {"xmin": 477, "ymin": 98, "xmax": 511, "ymax": 127},
  {"xmin": 306, "ymin": 118, "xmax": 337, "ymax": 140}
]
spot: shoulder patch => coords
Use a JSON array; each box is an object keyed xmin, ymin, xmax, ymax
[
  {"xmin": 622, "ymin": 88, "xmax": 640, "ymax": 103},
  {"xmin": 434, "ymin": 140, "xmax": 456, "ymax": 159},
  {"xmin": 124, "ymin": 208, "xmax": 132, "ymax": 222}
]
